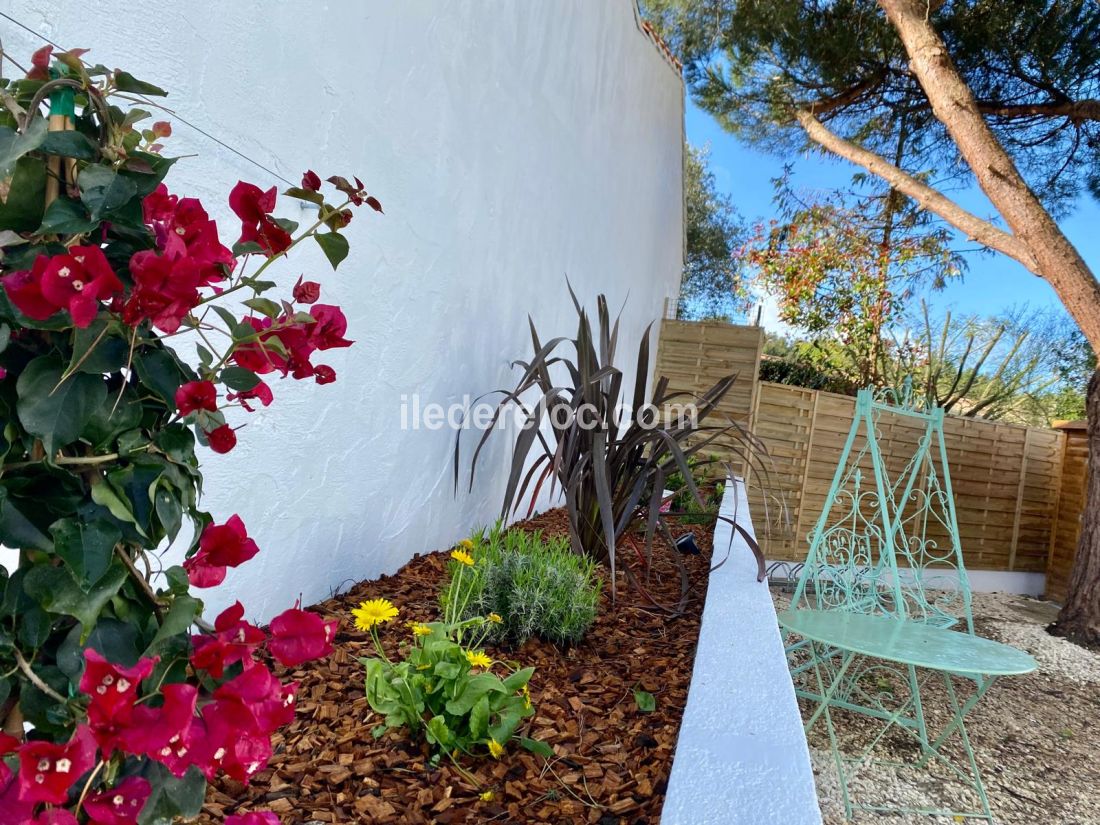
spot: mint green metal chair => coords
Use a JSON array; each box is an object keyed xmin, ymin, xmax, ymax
[{"xmin": 779, "ymin": 387, "xmax": 1036, "ymax": 821}]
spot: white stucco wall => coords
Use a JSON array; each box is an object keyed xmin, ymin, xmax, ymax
[{"xmin": 2, "ymin": 1, "xmax": 684, "ymax": 619}]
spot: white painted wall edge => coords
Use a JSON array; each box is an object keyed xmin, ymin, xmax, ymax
[
  {"xmin": 661, "ymin": 479, "xmax": 822, "ymax": 825},
  {"xmin": 765, "ymin": 560, "xmax": 1048, "ymax": 598}
]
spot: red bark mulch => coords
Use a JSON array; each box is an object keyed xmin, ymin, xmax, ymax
[{"xmin": 198, "ymin": 510, "xmax": 717, "ymax": 824}]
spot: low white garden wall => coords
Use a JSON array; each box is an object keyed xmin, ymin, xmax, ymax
[{"xmin": 661, "ymin": 479, "xmax": 822, "ymax": 825}]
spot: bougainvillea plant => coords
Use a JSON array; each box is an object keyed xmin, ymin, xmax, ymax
[{"xmin": 0, "ymin": 47, "xmax": 380, "ymax": 823}]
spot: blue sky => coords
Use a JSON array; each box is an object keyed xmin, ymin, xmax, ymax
[{"xmin": 684, "ymin": 101, "xmax": 1100, "ymax": 326}]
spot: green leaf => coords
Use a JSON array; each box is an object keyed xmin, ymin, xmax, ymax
[
  {"xmin": 241, "ymin": 278, "xmax": 277, "ymax": 293},
  {"xmin": 469, "ymin": 694, "xmax": 490, "ymax": 740},
  {"xmin": 133, "ymin": 347, "xmax": 187, "ymax": 407},
  {"xmin": 24, "ymin": 559, "xmax": 127, "ymax": 637},
  {"xmin": 50, "ymin": 517, "xmax": 121, "ymax": 590},
  {"xmin": 488, "ymin": 705, "xmax": 528, "ymax": 744},
  {"xmin": 209, "ymin": 304, "xmax": 239, "ymax": 330},
  {"xmin": 231, "ymin": 240, "xmax": 264, "ymax": 256},
  {"xmin": 154, "ymin": 425, "xmax": 196, "ymax": 464},
  {"xmin": 78, "ymin": 164, "xmax": 139, "ymax": 222},
  {"xmin": 434, "ymin": 661, "xmax": 461, "ymax": 680},
  {"xmin": 243, "ymin": 297, "xmax": 281, "ymax": 319},
  {"xmin": 113, "ymin": 70, "xmax": 169, "ymax": 97},
  {"xmin": 163, "ymin": 565, "xmax": 191, "ymax": 596},
  {"xmin": 153, "ymin": 481, "xmax": 183, "ymax": 541},
  {"xmin": 61, "ymin": 618, "xmax": 142, "ymax": 671},
  {"xmin": 119, "ymin": 151, "xmax": 177, "ymax": 196},
  {"xmin": 82, "ymin": 385, "xmax": 142, "ymax": 448},
  {"xmin": 145, "ymin": 595, "xmax": 200, "ymax": 655},
  {"xmin": 0, "ymin": 156, "xmax": 46, "ymax": 232},
  {"xmin": 502, "ymin": 666, "xmax": 534, "ymax": 692},
  {"xmin": 137, "ymin": 765, "xmax": 206, "ymax": 825},
  {"xmin": 219, "ymin": 366, "xmax": 260, "ymax": 392},
  {"xmin": 633, "ymin": 689, "xmax": 656, "ymax": 713},
  {"xmin": 38, "ymin": 196, "xmax": 97, "ymax": 235},
  {"xmin": 106, "ymin": 460, "xmax": 166, "ymax": 536},
  {"xmin": 314, "ymin": 231, "xmax": 349, "ymax": 270},
  {"xmin": 116, "ymin": 428, "xmax": 151, "ymax": 458},
  {"xmin": 90, "ymin": 482, "xmax": 141, "ymax": 532},
  {"xmin": 0, "ymin": 486, "xmax": 53, "ymax": 551},
  {"xmin": 71, "ymin": 322, "xmax": 129, "ymax": 373},
  {"xmin": 284, "ymin": 186, "xmax": 324, "ymax": 205},
  {"xmin": 18, "ymin": 605, "xmax": 54, "ymax": 649},
  {"xmin": 16, "ymin": 357, "xmax": 107, "ymax": 455},
  {"xmin": 425, "ymin": 715, "xmax": 453, "ymax": 748},
  {"xmin": 40, "ymin": 130, "xmax": 98, "ymax": 160},
  {"xmin": 519, "ymin": 737, "xmax": 554, "ymax": 758},
  {"xmin": 445, "ymin": 673, "xmax": 507, "ymax": 716},
  {"xmin": 0, "ymin": 117, "xmax": 46, "ymax": 180}
]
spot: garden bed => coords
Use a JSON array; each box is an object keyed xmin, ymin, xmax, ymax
[{"xmin": 197, "ymin": 510, "xmax": 716, "ymax": 824}]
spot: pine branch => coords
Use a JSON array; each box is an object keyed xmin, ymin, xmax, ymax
[{"xmin": 793, "ymin": 109, "xmax": 1037, "ymax": 269}]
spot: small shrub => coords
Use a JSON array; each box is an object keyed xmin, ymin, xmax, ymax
[
  {"xmin": 663, "ymin": 455, "xmax": 725, "ymax": 523},
  {"xmin": 355, "ymin": 591, "xmax": 537, "ymax": 762},
  {"xmin": 441, "ymin": 524, "xmax": 602, "ymax": 647}
]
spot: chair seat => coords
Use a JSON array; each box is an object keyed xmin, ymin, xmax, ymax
[{"xmin": 778, "ymin": 608, "xmax": 1037, "ymax": 677}]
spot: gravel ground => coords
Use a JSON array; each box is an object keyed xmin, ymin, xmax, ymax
[{"xmin": 772, "ymin": 589, "xmax": 1100, "ymax": 825}]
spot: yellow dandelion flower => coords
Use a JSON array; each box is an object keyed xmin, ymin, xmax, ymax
[
  {"xmin": 352, "ymin": 598, "xmax": 399, "ymax": 631},
  {"xmin": 450, "ymin": 548, "xmax": 474, "ymax": 566},
  {"xmin": 487, "ymin": 613, "xmax": 503, "ymax": 624},
  {"xmin": 488, "ymin": 738, "xmax": 504, "ymax": 759},
  {"xmin": 521, "ymin": 683, "xmax": 532, "ymax": 710},
  {"xmin": 410, "ymin": 622, "xmax": 432, "ymax": 637},
  {"xmin": 459, "ymin": 538, "xmax": 476, "ymax": 550},
  {"xmin": 479, "ymin": 790, "xmax": 495, "ymax": 802},
  {"xmin": 465, "ymin": 649, "xmax": 492, "ymax": 669}
]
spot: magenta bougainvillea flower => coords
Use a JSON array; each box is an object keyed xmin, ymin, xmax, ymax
[
  {"xmin": 301, "ymin": 170, "xmax": 322, "ymax": 192},
  {"xmin": 175, "ymin": 380, "xmax": 218, "ymax": 416},
  {"xmin": 227, "ymin": 379, "xmax": 274, "ymax": 412},
  {"xmin": 226, "ymin": 812, "xmax": 281, "ymax": 825},
  {"xmin": 123, "ymin": 249, "xmax": 206, "ymax": 334},
  {"xmin": 292, "ymin": 276, "xmax": 321, "ymax": 304},
  {"xmin": 31, "ymin": 810, "xmax": 79, "ymax": 825},
  {"xmin": 232, "ymin": 304, "xmax": 352, "ymax": 382},
  {"xmin": 190, "ymin": 601, "xmax": 266, "ymax": 678},
  {"xmin": 16, "ymin": 726, "xmax": 97, "ymax": 804},
  {"xmin": 116, "ymin": 682, "xmax": 199, "ymax": 775},
  {"xmin": 267, "ymin": 607, "xmax": 338, "ymax": 667},
  {"xmin": 184, "ymin": 515, "xmax": 259, "ymax": 587},
  {"xmin": 3, "ymin": 246, "xmax": 123, "ymax": 327},
  {"xmin": 83, "ymin": 776, "xmax": 152, "ymax": 825},
  {"xmin": 80, "ymin": 649, "xmax": 157, "ymax": 728},
  {"xmin": 307, "ymin": 304, "xmax": 354, "ymax": 352},
  {"xmin": 229, "ymin": 181, "xmax": 292, "ymax": 256},
  {"xmin": 205, "ymin": 424, "xmax": 238, "ymax": 455}
]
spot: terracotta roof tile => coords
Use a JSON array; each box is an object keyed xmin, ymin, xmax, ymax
[{"xmin": 639, "ymin": 16, "xmax": 683, "ymax": 72}]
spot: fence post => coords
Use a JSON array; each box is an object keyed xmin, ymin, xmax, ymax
[
  {"xmin": 791, "ymin": 389, "xmax": 820, "ymax": 556},
  {"xmin": 1008, "ymin": 428, "xmax": 1033, "ymax": 572},
  {"xmin": 1045, "ymin": 428, "xmax": 1069, "ymax": 580}
]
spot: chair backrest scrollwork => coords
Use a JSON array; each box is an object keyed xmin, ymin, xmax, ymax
[{"xmin": 789, "ymin": 389, "xmax": 975, "ymax": 633}]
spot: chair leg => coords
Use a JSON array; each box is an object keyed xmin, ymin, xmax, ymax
[{"xmin": 808, "ymin": 641, "xmax": 855, "ymax": 819}]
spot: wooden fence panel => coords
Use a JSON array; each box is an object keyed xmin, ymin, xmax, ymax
[
  {"xmin": 653, "ymin": 319, "xmax": 1078, "ymax": 575},
  {"xmin": 1046, "ymin": 423, "xmax": 1088, "ymax": 601}
]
